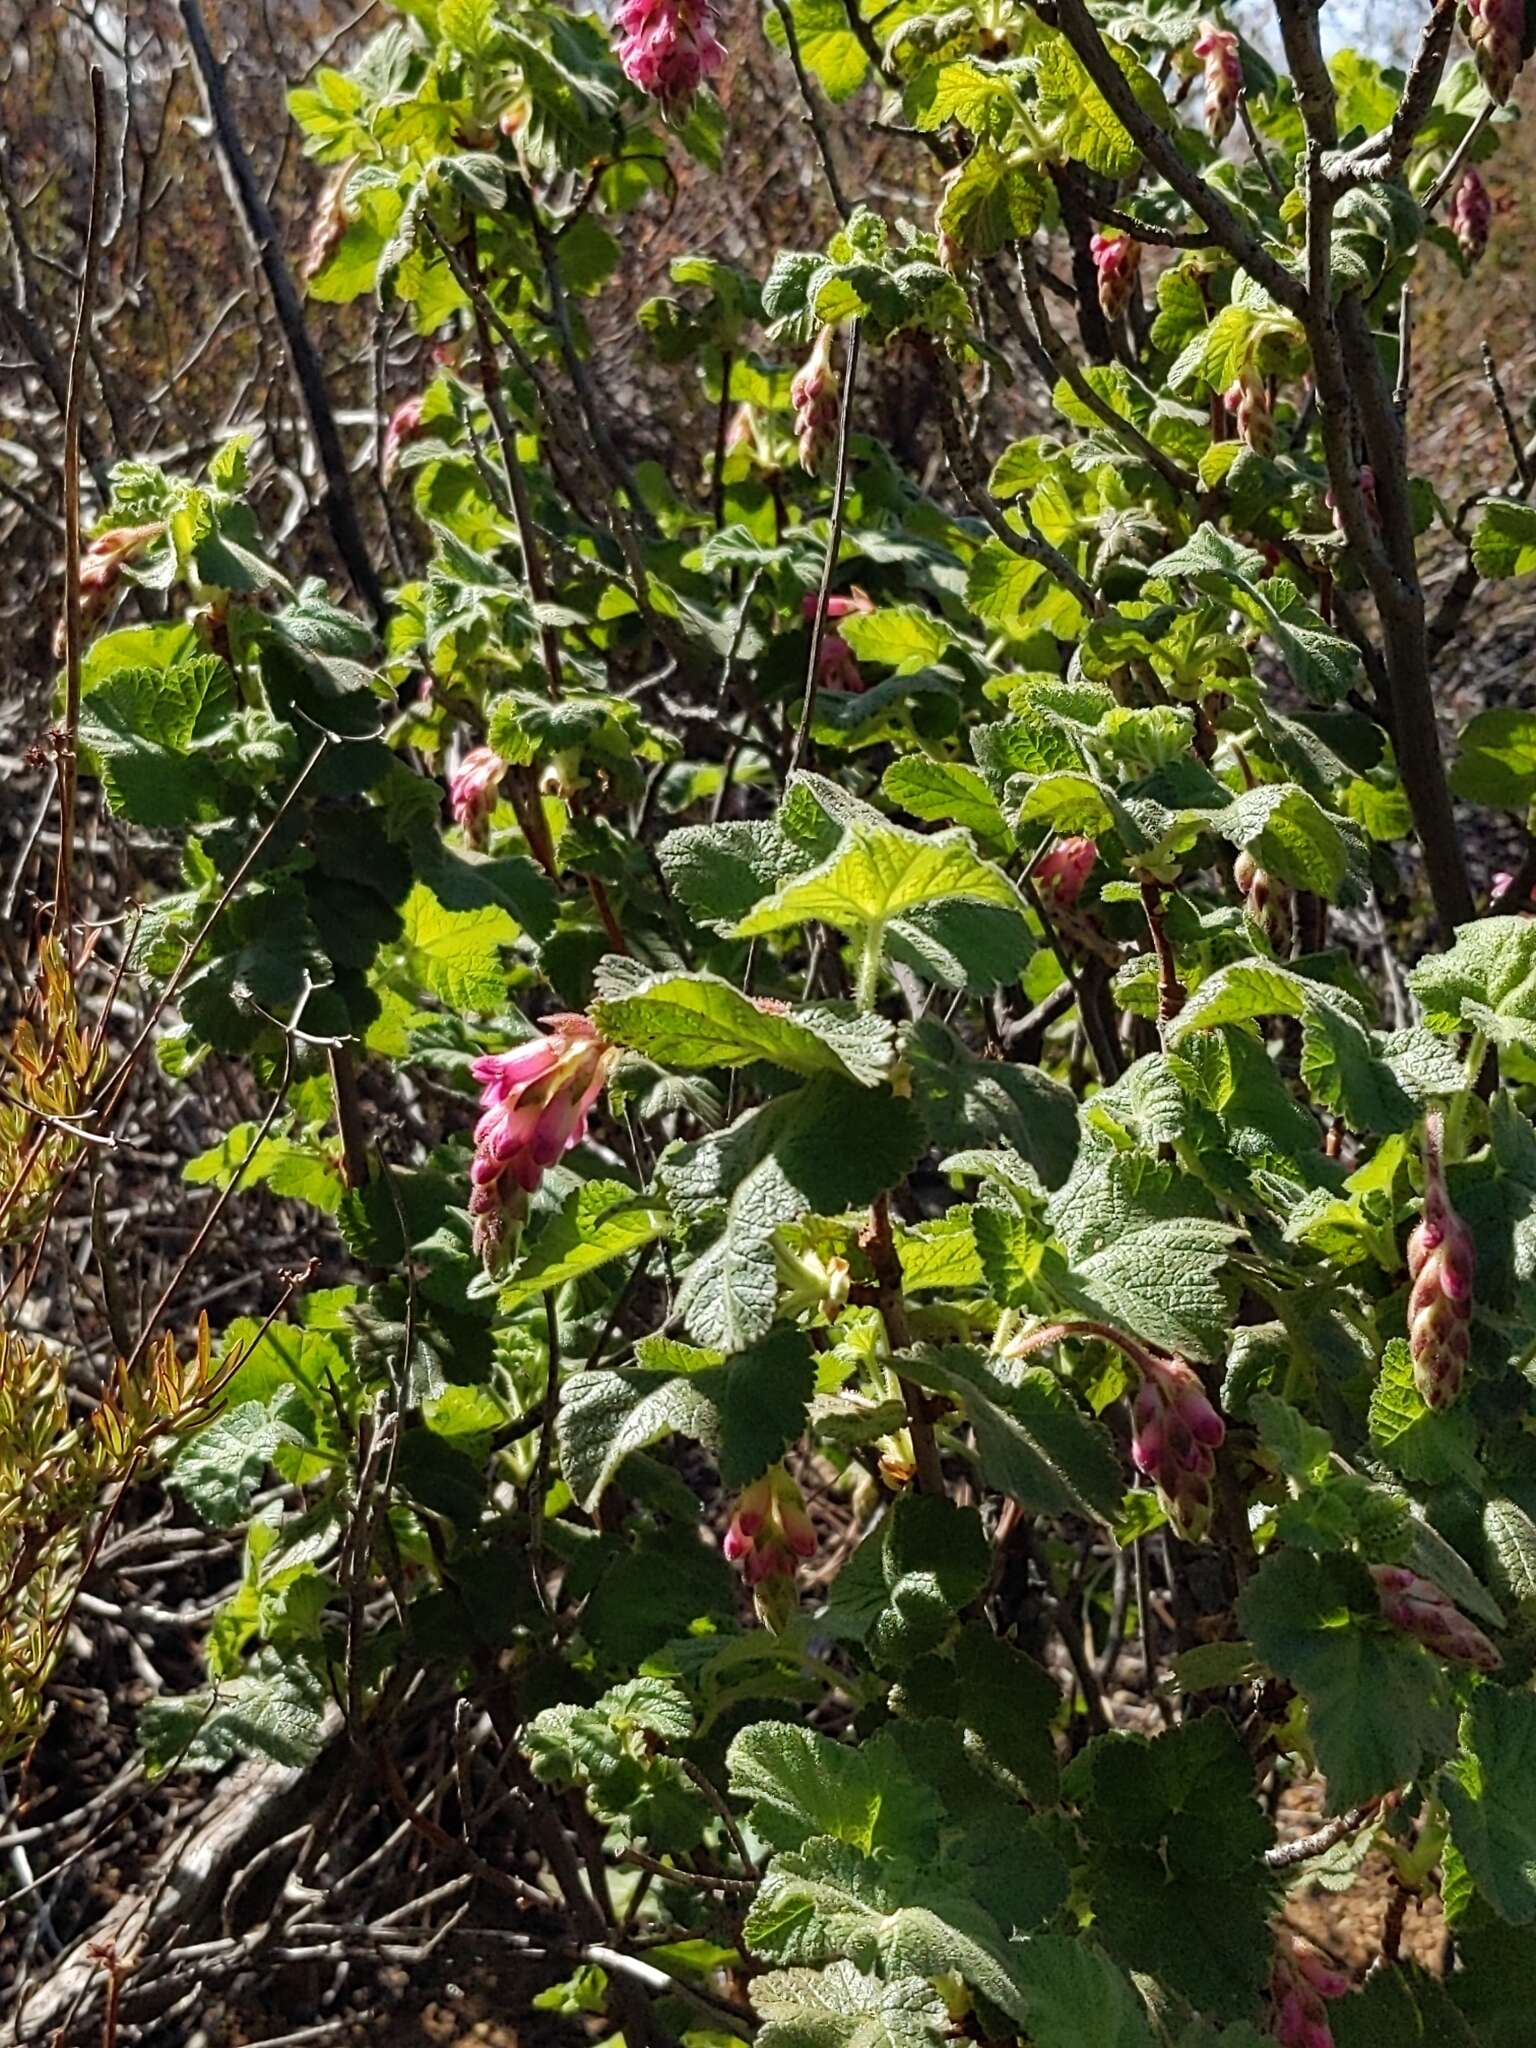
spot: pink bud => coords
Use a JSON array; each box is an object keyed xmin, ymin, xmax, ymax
[
  {"xmin": 301, "ymin": 168, "xmax": 352, "ymax": 283},
  {"xmin": 449, "ymin": 746, "xmax": 507, "ymax": 847},
  {"xmin": 1193, "ymin": 22, "xmax": 1242, "ymax": 143},
  {"xmin": 1405, "ymin": 1110, "xmax": 1475, "ymax": 1409},
  {"xmin": 1468, "ymin": 0, "xmax": 1525, "ymax": 103},
  {"xmin": 1224, "ymin": 371, "xmax": 1275, "ymax": 456},
  {"xmin": 381, "ymin": 393, "xmax": 425, "ymax": 484},
  {"xmin": 1129, "ymin": 1355, "xmax": 1225, "ymax": 1541},
  {"xmin": 1030, "ymin": 837, "xmax": 1097, "ymax": 909},
  {"xmin": 1370, "ymin": 1563, "xmax": 1501, "ymax": 1671},
  {"xmin": 791, "ymin": 329, "xmax": 839, "ymax": 475},
  {"xmin": 1449, "ymin": 168, "xmax": 1492, "ymax": 264},
  {"xmin": 1090, "ymin": 231, "xmax": 1141, "ymax": 322}
]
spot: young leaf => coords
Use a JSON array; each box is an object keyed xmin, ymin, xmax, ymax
[{"xmin": 593, "ymin": 971, "xmax": 894, "ymax": 1086}]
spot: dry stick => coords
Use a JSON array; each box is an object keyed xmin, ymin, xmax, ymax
[
  {"xmin": 790, "ymin": 322, "xmax": 862, "ymax": 779},
  {"xmin": 768, "ymin": 0, "xmax": 852, "ymax": 223},
  {"xmin": 1236, "ymin": 88, "xmax": 1284, "ymax": 200},
  {"xmin": 461, "ymin": 219, "xmax": 564, "ymax": 704},
  {"xmin": 1423, "ymin": 99, "xmax": 1494, "ymax": 213},
  {"xmin": 178, "ymin": 0, "xmax": 385, "ymax": 623},
  {"xmin": 54, "ymin": 67, "xmax": 110, "ymax": 955},
  {"xmin": 1480, "ymin": 341, "xmax": 1532, "ymax": 489},
  {"xmin": 1263, "ymin": 1800, "xmax": 1379, "ymax": 1871}
]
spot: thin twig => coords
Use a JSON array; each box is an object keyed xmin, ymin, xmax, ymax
[
  {"xmin": 1236, "ymin": 89, "xmax": 1284, "ymax": 200},
  {"xmin": 768, "ymin": 0, "xmax": 851, "ymax": 222},
  {"xmin": 1480, "ymin": 341, "xmax": 1532, "ymax": 489},
  {"xmin": 790, "ymin": 322, "xmax": 861, "ymax": 777},
  {"xmin": 54, "ymin": 67, "xmax": 109, "ymax": 951}
]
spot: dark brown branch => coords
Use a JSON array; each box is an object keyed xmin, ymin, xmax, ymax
[
  {"xmin": 178, "ymin": 0, "xmax": 386, "ymax": 624},
  {"xmin": 54, "ymin": 66, "xmax": 109, "ymax": 949}
]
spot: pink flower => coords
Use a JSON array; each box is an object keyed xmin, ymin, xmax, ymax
[
  {"xmin": 1268, "ymin": 1931, "xmax": 1348, "ymax": 2047},
  {"xmin": 724, "ymin": 1466, "xmax": 817, "ymax": 1590},
  {"xmin": 1130, "ymin": 1353, "xmax": 1225, "ymax": 1541},
  {"xmin": 80, "ymin": 522, "xmax": 162, "ymax": 598},
  {"xmin": 1193, "ymin": 22, "xmax": 1242, "ymax": 143},
  {"xmin": 1468, "ymin": 0, "xmax": 1525, "ymax": 104},
  {"xmin": 613, "ymin": 0, "xmax": 724, "ymax": 112},
  {"xmin": 1449, "ymin": 168, "xmax": 1491, "ymax": 264},
  {"xmin": 802, "ymin": 590, "xmax": 874, "ymax": 694},
  {"xmin": 1406, "ymin": 1108, "xmax": 1475, "ymax": 1409},
  {"xmin": 1089, "ymin": 231, "xmax": 1141, "ymax": 322},
  {"xmin": 1371, "ymin": 1564, "xmax": 1501, "ymax": 1671},
  {"xmin": 381, "ymin": 394, "xmax": 425, "ymax": 484},
  {"xmin": 1492, "ymin": 867, "xmax": 1536, "ymax": 908},
  {"xmin": 449, "ymin": 747, "xmax": 506, "ymax": 848},
  {"xmin": 467, "ymin": 1016, "xmax": 611, "ymax": 1266},
  {"xmin": 791, "ymin": 329, "xmax": 838, "ymax": 475},
  {"xmin": 1030, "ymin": 837, "xmax": 1097, "ymax": 909}
]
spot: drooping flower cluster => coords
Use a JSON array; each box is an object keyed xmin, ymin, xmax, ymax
[
  {"xmin": 791, "ymin": 328, "xmax": 838, "ymax": 474},
  {"xmin": 381, "ymin": 394, "xmax": 425, "ymax": 484},
  {"xmin": 468, "ymin": 1017, "xmax": 611, "ymax": 1267},
  {"xmin": 1268, "ymin": 1932, "xmax": 1350, "ymax": 2048},
  {"xmin": 1225, "ymin": 370, "xmax": 1275, "ymax": 454},
  {"xmin": 1370, "ymin": 1564, "xmax": 1501, "ymax": 1670},
  {"xmin": 1449, "ymin": 167, "xmax": 1492, "ymax": 264},
  {"xmin": 1130, "ymin": 1353, "xmax": 1226, "ymax": 1540},
  {"xmin": 449, "ymin": 746, "xmax": 506, "ymax": 848},
  {"xmin": 1406, "ymin": 1109, "xmax": 1475, "ymax": 1408},
  {"xmin": 1030, "ymin": 836, "xmax": 1097, "ymax": 909},
  {"xmin": 724, "ymin": 1466, "xmax": 817, "ymax": 1626},
  {"xmin": 1467, "ymin": 0, "xmax": 1527, "ymax": 105},
  {"xmin": 1193, "ymin": 21, "xmax": 1243, "ymax": 143},
  {"xmin": 804, "ymin": 588, "xmax": 874, "ymax": 694},
  {"xmin": 613, "ymin": 0, "xmax": 724, "ymax": 113},
  {"xmin": 1090, "ymin": 230, "xmax": 1141, "ymax": 321}
]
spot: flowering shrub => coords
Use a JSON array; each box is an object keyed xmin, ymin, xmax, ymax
[{"xmin": 47, "ymin": 0, "xmax": 1536, "ymax": 2038}]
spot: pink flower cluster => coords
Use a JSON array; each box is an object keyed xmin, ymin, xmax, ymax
[
  {"xmin": 1268, "ymin": 1932, "xmax": 1349, "ymax": 2048},
  {"xmin": 1450, "ymin": 167, "xmax": 1492, "ymax": 264},
  {"xmin": 804, "ymin": 589, "xmax": 874, "ymax": 694},
  {"xmin": 791, "ymin": 329, "xmax": 838, "ymax": 475},
  {"xmin": 468, "ymin": 1017, "xmax": 610, "ymax": 1266},
  {"xmin": 1371, "ymin": 1564, "xmax": 1501, "ymax": 1671},
  {"xmin": 1468, "ymin": 0, "xmax": 1526, "ymax": 104},
  {"xmin": 1194, "ymin": 22, "xmax": 1242, "ymax": 143},
  {"xmin": 450, "ymin": 746, "xmax": 506, "ymax": 848},
  {"xmin": 1225, "ymin": 371, "xmax": 1275, "ymax": 455},
  {"xmin": 381, "ymin": 394, "xmax": 425, "ymax": 485},
  {"xmin": 613, "ymin": 0, "xmax": 724, "ymax": 112},
  {"xmin": 302, "ymin": 169, "xmax": 352, "ymax": 284},
  {"xmin": 1090, "ymin": 231, "xmax": 1141, "ymax": 322},
  {"xmin": 1030, "ymin": 836, "xmax": 1097, "ymax": 909},
  {"xmin": 724, "ymin": 1466, "xmax": 817, "ymax": 1585},
  {"xmin": 1130, "ymin": 1353, "xmax": 1226, "ymax": 1541},
  {"xmin": 1406, "ymin": 1109, "xmax": 1475, "ymax": 1409}
]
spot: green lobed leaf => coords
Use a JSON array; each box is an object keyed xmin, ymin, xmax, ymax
[
  {"xmin": 500, "ymin": 1179, "xmax": 670, "ymax": 1309},
  {"xmin": 593, "ymin": 971, "xmax": 894, "ymax": 1086}
]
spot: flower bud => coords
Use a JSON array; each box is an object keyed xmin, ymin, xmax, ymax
[
  {"xmin": 614, "ymin": 0, "xmax": 725, "ymax": 111},
  {"xmin": 1090, "ymin": 230, "xmax": 1141, "ymax": 322},
  {"xmin": 468, "ymin": 1016, "xmax": 612, "ymax": 1269},
  {"xmin": 1130, "ymin": 1353, "xmax": 1225, "ymax": 1541},
  {"xmin": 802, "ymin": 589, "xmax": 873, "ymax": 694},
  {"xmin": 1406, "ymin": 1109, "xmax": 1475, "ymax": 1408},
  {"xmin": 725, "ymin": 1465, "xmax": 817, "ymax": 1626},
  {"xmin": 791, "ymin": 329, "xmax": 839, "ymax": 475},
  {"xmin": 1449, "ymin": 167, "xmax": 1492, "ymax": 263},
  {"xmin": 449, "ymin": 746, "xmax": 507, "ymax": 848},
  {"xmin": 1468, "ymin": 0, "xmax": 1525, "ymax": 104},
  {"xmin": 1268, "ymin": 1930, "xmax": 1348, "ymax": 2048},
  {"xmin": 1030, "ymin": 836, "xmax": 1097, "ymax": 909},
  {"xmin": 1370, "ymin": 1563, "xmax": 1501, "ymax": 1671},
  {"xmin": 1193, "ymin": 21, "xmax": 1242, "ymax": 143},
  {"xmin": 381, "ymin": 394, "xmax": 425, "ymax": 485},
  {"xmin": 302, "ymin": 168, "xmax": 352, "ymax": 284},
  {"xmin": 1234, "ymin": 848, "xmax": 1289, "ymax": 948},
  {"xmin": 1326, "ymin": 464, "xmax": 1377, "ymax": 537},
  {"xmin": 1224, "ymin": 370, "xmax": 1275, "ymax": 455}
]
